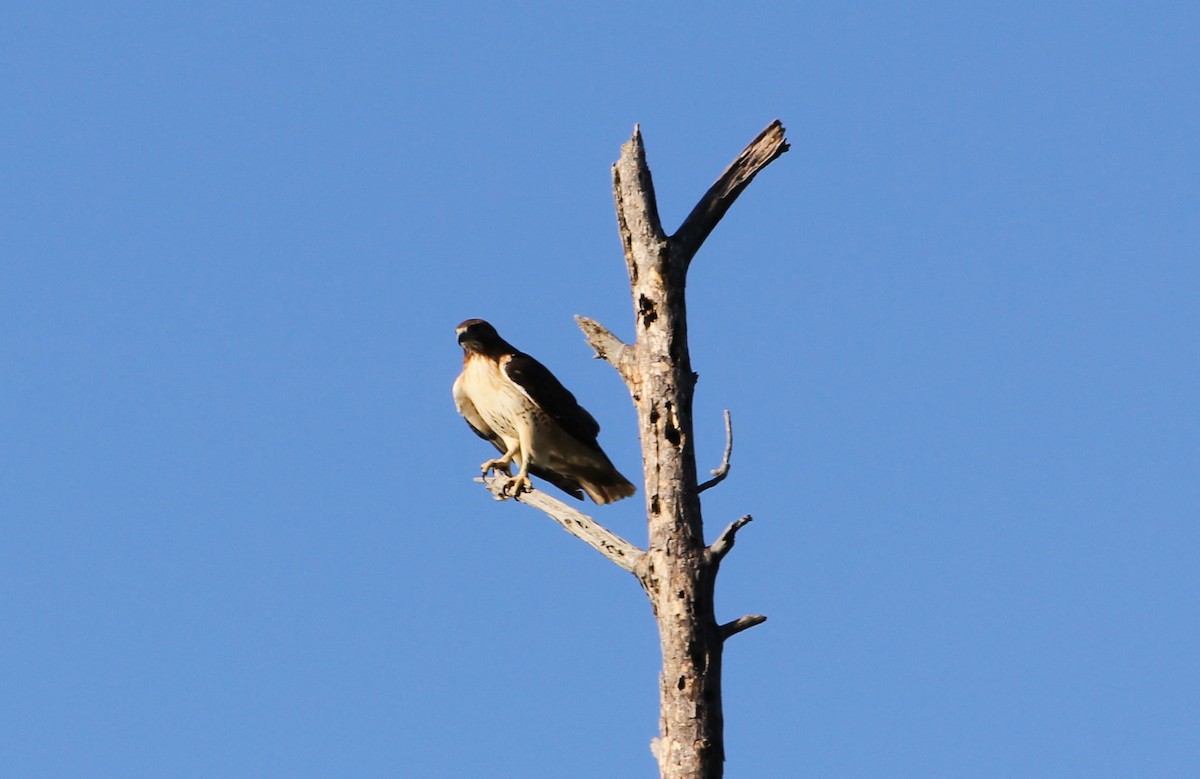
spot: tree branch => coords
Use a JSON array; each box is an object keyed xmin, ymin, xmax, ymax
[
  {"xmin": 613, "ymin": 125, "xmax": 669, "ymax": 285},
  {"xmin": 479, "ymin": 476, "xmax": 644, "ymax": 574},
  {"xmin": 708, "ymin": 514, "xmax": 752, "ymax": 562},
  {"xmin": 671, "ymin": 119, "xmax": 789, "ymax": 267},
  {"xmin": 719, "ymin": 614, "xmax": 767, "ymax": 641},
  {"xmin": 696, "ymin": 409, "xmax": 733, "ymax": 494},
  {"xmin": 575, "ymin": 315, "xmax": 638, "ymax": 388}
]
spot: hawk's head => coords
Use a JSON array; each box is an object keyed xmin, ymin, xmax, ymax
[{"xmin": 456, "ymin": 318, "xmax": 506, "ymax": 356}]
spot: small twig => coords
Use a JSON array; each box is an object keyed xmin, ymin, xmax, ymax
[
  {"xmin": 719, "ymin": 614, "xmax": 767, "ymax": 640},
  {"xmin": 575, "ymin": 315, "xmax": 638, "ymax": 388},
  {"xmin": 696, "ymin": 409, "xmax": 733, "ymax": 494},
  {"xmin": 478, "ymin": 476, "xmax": 645, "ymax": 574},
  {"xmin": 708, "ymin": 514, "xmax": 752, "ymax": 562}
]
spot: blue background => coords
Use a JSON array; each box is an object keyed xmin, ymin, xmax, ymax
[{"xmin": 3, "ymin": 3, "xmax": 1197, "ymax": 777}]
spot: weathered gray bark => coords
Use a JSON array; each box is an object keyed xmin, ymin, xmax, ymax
[{"xmin": 482, "ymin": 121, "xmax": 787, "ymax": 779}]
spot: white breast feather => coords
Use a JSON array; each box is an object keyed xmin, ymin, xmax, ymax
[{"xmin": 459, "ymin": 355, "xmax": 537, "ymax": 446}]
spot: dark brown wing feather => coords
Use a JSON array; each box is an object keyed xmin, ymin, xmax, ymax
[{"xmin": 504, "ymin": 352, "xmax": 602, "ymax": 451}]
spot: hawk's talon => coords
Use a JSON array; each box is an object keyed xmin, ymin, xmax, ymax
[
  {"xmin": 504, "ymin": 474, "xmax": 532, "ymax": 497},
  {"xmin": 480, "ymin": 458, "xmax": 512, "ymax": 477}
]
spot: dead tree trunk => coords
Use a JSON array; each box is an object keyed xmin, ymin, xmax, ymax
[{"xmin": 483, "ymin": 121, "xmax": 788, "ymax": 779}]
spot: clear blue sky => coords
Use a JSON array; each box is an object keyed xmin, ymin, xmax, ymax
[{"xmin": 3, "ymin": 3, "xmax": 1197, "ymax": 777}]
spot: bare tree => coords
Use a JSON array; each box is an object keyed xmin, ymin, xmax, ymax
[{"xmin": 480, "ymin": 120, "xmax": 788, "ymax": 779}]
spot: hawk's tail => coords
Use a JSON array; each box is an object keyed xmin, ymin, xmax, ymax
[{"xmin": 579, "ymin": 468, "xmax": 638, "ymax": 505}]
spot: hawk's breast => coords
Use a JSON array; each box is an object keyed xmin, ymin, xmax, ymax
[{"xmin": 459, "ymin": 354, "xmax": 543, "ymax": 442}]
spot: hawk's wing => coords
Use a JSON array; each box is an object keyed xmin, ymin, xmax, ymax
[
  {"xmin": 452, "ymin": 373, "xmax": 501, "ymax": 447},
  {"xmin": 503, "ymin": 352, "xmax": 603, "ymax": 452}
]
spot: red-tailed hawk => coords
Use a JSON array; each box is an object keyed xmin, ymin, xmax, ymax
[{"xmin": 453, "ymin": 318, "xmax": 637, "ymax": 504}]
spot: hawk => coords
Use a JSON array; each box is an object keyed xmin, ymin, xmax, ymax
[{"xmin": 452, "ymin": 318, "xmax": 637, "ymax": 504}]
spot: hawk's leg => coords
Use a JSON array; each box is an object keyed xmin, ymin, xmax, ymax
[
  {"xmin": 480, "ymin": 440, "xmax": 519, "ymax": 478},
  {"xmin": 502, "ymin": 430, "xmax": 534, "ymax": 497}
]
